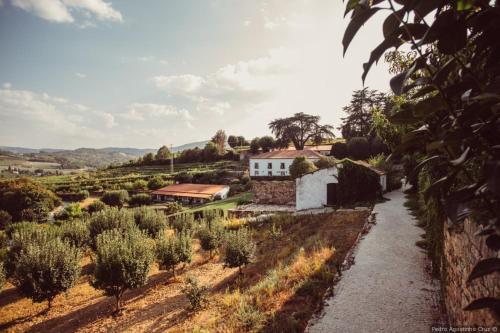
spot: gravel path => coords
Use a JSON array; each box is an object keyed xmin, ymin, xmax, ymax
[{"xmin": 307, "ymin": 188, "xmax": 440, "ymax": 333}]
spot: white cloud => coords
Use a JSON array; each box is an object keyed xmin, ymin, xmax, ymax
[
  {"xmin": 120, "ymin": 103, "xmax": 194, "ymax": 129},
  {"xmin": 153, "ymin": 74, "xmax": 205, "ymax": 95},
  {"xmin": 243, "ymin": 20, "xmax": 251, "ymax": 27},
  {"xmin": 75, "ymin": 72, "xmax": 86, "ymax": 78},
  {"xmin": 2, "ymin": 82, "xmax": 12, "ymax": 89},
  {"xmin": 138, "ymin": 56, "xmax": 169, "ymax": 66},
  {"xmin": 10, "ymin": 0, "xmax": 122, "ymax": 24}
]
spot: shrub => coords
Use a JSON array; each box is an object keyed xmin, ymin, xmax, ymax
[
  {"xmin": 337, "ymin": 160, "xmax": 381, "ymax": 205},
  {"xmin": 147, "ymin": 176, "xmax": 165, "ymax": 190},
  {"xmin": 223, "ymin": 228, "xmax": 255, "ymax": 274},
  {"xmin": 197, "ymin": 218, "xmax": 225, "ymax": 258},
  {"xmin": 163, "ymin": 202, "xmax": 184, "ymax": 215},
  {"xmin": 13, "ymin": 237, "xmax": 81, "ymax": 309},
  {"xmin": 101, "ymin": 190, "xmax": 129, "ymax": 207},
  {"xmin": 54, "ymin": 203, "xmax": 83, "ymax": 221},
  {"xmin": 240, "ymin": 175, "xmax": 250, "ymax": 185},
  {"xmin": 170, "ymin": 213, "xmax": 195, "ymax": 232},
  {"xmin": 156, "ymin": 235, "xmax": 181, "ymax": 276},
  {"xmin": 177, "ymin": 229, "xmax": 193, "ymax": 266},
  {"xmin": 73, "ymin": 190, "xmax": 89, "ymax": 201},
  {"xmin": 0, "ymin": 262, "xmax": 5, "ymax": 289},
  {"xmin": 133, "ymin": 206, "xmax": 166, "ymax": 237},
  {"xmin": 346, "ymin": 137, "xmax": 370, "ymax": 160},
  {"xmin": 174, "ymin": 171, "xmax": 193, "ymax": 184},
  {"xmin": 367, "ymin": 153, "xmax": 390, "ymax": 172},
  {"xmin": 60, "ymin": 219, "xmax": 91, "ymax": 249},
  {"xmin": 0, "ymin": 210, "xmax": 12, "ymax": 230},
  {"xmin": 92, "ymin": 228, "xmax": 154, "ymax": 314},
  {"xmin": 88, "ymin": 207, "xmax": 136, "ymax": 249},
  {"xmin": 182, "ymin": 276, "xmax": 208, "ymax": 311},
  {"xmin": 330, "ymin": 142, "xmax": 348, "ymax": 159},
  {"xmin": 129, "ymin": 193, "xmax": 152, "ymax": 206},
  {"xmin": 289, "ymin": 157, "xmax": 317, "ymax": 179},
  {"xmin": 132, "ymin": 179, "xmax": 148, "ymax": 191},
  {"xmin": 314, "ymin": 157, "xmax": 336, "ymax": 169},
  {"xmin": 87, "ymin": 199, "xmax": 106, "ymax": 214}
]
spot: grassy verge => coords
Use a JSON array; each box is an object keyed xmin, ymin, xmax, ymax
[{"xmin": 179, "ymin": 192, "xmax": 253, "ymax": 216}]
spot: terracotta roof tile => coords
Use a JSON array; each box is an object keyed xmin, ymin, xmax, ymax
[
  {"xmin": 151, "ymin": 183, "xmax": 228, "ymax": 198},
  {"xmin": 250, "ymin": 150, "xmax": 323, "ymax": 159}
]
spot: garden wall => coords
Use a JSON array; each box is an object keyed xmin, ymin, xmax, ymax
[
  {"xmin": 252, "ymin": 181, "xmax": 295, "ymax": 205},
  {"xmin": 443, "ymin": 218, "xmax": 500, "ymax": 326}
]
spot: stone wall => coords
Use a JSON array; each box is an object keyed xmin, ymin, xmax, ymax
[
  {"xmin": 443, "ymin": 218, "xmax": 500, "ymax": 326},
  {"xmin": 252, "ymin": 180, "xmax": 295, "ymax": 205}
]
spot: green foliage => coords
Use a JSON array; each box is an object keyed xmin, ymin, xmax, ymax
[
  {"xmin": 337, "ymin": 160, "xmax": 381, "ymax": 205},
  {"xmin": 54, "ymin": 203, "xmax": 83, "ymax": 221},
  {"xmin": 258, "ymin": 136, "xmax": 275, "ymax": 153},
  {"xmin": 330, "ymin": 142, "xmax": 348, "ymax": 159},
  {"xmin": 129, "ymin": 193, "xmax": 152, "ymax": 206},
  {"xmin": 156, "ymin": 235, "xmax": 181, "ymax": 275},
  {"xmin": 147, "ymin": 176, "xmax": 165, "ymax": 190},
  {"xmin": 88, "ymin": 207, "xmax": 136, "ymax": 249},
  {"xmin": 367, "ymin": 153, "xmax": 390, "ymax": 172},
  {"xmin": 132, "ymin": 179, "xmax": 148, "ymax": 191},
  {"xmin": 163, "ymin": 202, "xmax": 184, "ymax": 215},
  {"xmin": 87, "ymin": 199, "xmax": 106, "ymax": 214},
  {"xmin": 269, "ymin": 112, "xmax": 334, "ymax": 150},
  {"xmin": 289, "ymin": 157, "xmax": 317, "ymax": 179},
  {"xmin": 203, "ymin": 141, "xmax": 220, "ymax": 162},
  {"xmin": 101, "ymin": 190, "xmax": 129, "ymax": 207},
  {"xmin": 250, "ymin": 138, "xmax": 260, "ymax": 154},
  {"xmin": 345, "ymin": 0, "xmax": 500, "ymax": 314},
  {"xmin": 133, "ymin": 206, "xmax": 166, "ymax": 237},
  {"xmin": 0, "ymin": 210, "xmax": 12, "ymax": 230},
  {"xmin": 371, "ymin": 107, "xmax": 405, "ymax": 151},
  {"xmin": 223, "ymin": 228, "xmax": 255, "ymax": 273},
  {"xmin": 170, "ymin": 213, "xmax": 195, "ymax": 233},
  {"xmin": 182, "ymin": 276, "xmax": 208, "ymax": 311},
  {"xmin": 197, "ymin": 218, "xmax": 225, "ymax": 258},
  {"xmin": 13, "ymin": 237, "xmax": 81, "ymax": 308},
  {"xmin": 156, "ymin": 145, "xmax": 171, "ymax": 160},
  {"xmin": 176, "ymin": 229, "xmax": 193, "ymax": 265},
  {"xmin": 92, "ymin": 228, "xmax": 154, "ymax": 313},
  {"xmin": 0, "ymin": 262, "xmax": 5, "ymax": 289},
  {"xmin": 174, "ymin": 171, "xmax": 193, "ymax": 183},
  {"xmin": 346, "ymin": 137, "xmax": 370, "ymax": 160},
  {"xmin": 0, "ymin": 178, "xmax": 60, "ymax": 222},
  {"xmin": 60, "ymin": 219, "xmax": 91, "ymax": 249}
]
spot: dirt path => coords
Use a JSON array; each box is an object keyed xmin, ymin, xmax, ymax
[{"xmin": 307, "ymin": 188, "xmax": 441, "ymax": 333}]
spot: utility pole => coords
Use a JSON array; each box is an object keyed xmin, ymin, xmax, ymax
[{"xmin": 170, "ymin": 144, "xmax": 174, "ymax": 173}]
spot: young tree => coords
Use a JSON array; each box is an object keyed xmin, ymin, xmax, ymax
[
  {"xmin": 129, "ymin": 193, "xmax": 152, "ymax": 206},
  {"xmin": 289, "ymin": 157, "xmax": 317, "ymax": 179},
  {"xmin": 269, "ymin": 113, "xmax": 334, "ymax": 150},
  {"xmin": 258, "ymin": 136, "xmax": 275, "ymax": 153},
  {"xmin": 182, "ymin": 276, "xmax": 208, "ymax": 311},
  {"xmin": 197, "ymin": 218, "xmax": 225, "ymax": 258},
  {"xmin": 156, "ymin": 235, "xmax": 181, "ymax": 276},
  {"xmin": 60, "ymin": 219, "xmax": 91, "ymax": 249},
  {"xmin": 156, "ymin": 145, "xmax": 171, "ymax": 160},
  {"xmin": 147, "ymin": 176, "xmax": 165, "ymax": 190},
  {"xmin": 223, "ymin": 228, "xmax": 255, "ymax": 274},
  {"xmin": 88, "ymin": 207, "xmax": 136, "ymax": 249},
  {"xmin": 101, "ymin": 190, "xmax": 129, "ymax": 208},
  {"xmin": 339, "ymin": 88, "xmax": 389, "ymax": 140},
  {"xmin": 211, "ymin": 129, "xmax": 227, "ymax": 154},
  {"xmin": 249, "ymin": 138, "xmax": 260, "ymax": 154},
  {"xmin": 13, "ymin": 237, "xmax": 81, "ymax": 309},
  {"xmin": 176, "ymin": 229, "xmax": 193, "ymax": 266},
  {"xmin": 92, "ymin": 228, "xmax": 154, "ymax": 314},
  {"xmin": 133, "ymin": 206, "xmax": 166, "ymax": 237}
]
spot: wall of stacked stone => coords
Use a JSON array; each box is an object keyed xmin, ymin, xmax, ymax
[
  {"xmin": 443, "ymin": 218, "xmax": 500, "ymax": 326},
  {"xmin": 252, "ymin": 181, "xmax": 296, "ymax": 205}
]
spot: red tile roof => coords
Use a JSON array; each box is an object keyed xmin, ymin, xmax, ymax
[
  {"xmin": 287, "ymin": 145, "xmax": 332, "ymax": 151},
  {"xmin": 152, "ymin": 183, "xmax": 228, "ymax": 198},
  {"xmin": 250, "ymin": 150, "xmax": 323, "ymax": 159}
]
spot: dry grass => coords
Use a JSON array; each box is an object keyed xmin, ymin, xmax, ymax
[{"xmin": 0, "ymin": 210, "xmax": 369, "ymax": 333}]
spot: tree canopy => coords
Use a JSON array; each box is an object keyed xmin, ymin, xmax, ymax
[
  {"xmin": 155, "ymin": 145, "xmax": 171, "ymax": 160},
  {"xmin": 211, "ymin": 130, "xmax": 227, "ymax": 154},
  {"xmin": 269, "ymin": 112, "xmax": 334, "ymax": 150}
]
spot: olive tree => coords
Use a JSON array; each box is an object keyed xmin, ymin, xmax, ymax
[
  {"xmin": 156, "ymin": 235, "xmax": 180, "ymax": 276},
  {"xmin": 60, "ymin": 219, "xmax": 91, "ymax": 249},
  {"xmin": 223, "ymin": 228, "xmax": 255, "ymax": 274},
  {"xmin": 197, "ymin": 218, "xmax": 225, "ymax": 258},
  {"xmin": 133, "ymin": 206, "xmax": 167, "ymax": 238},
  {"xmin": 92, "ymin": 228, "xmax": 154, "ymax": 314},
  {"xmin": 88, "ymin": 207, "xmax": 135, "ymax": 249},
  {"xmin": 101, "ymin": 190, "xmax": 129, "ymax": 208},
  {"xmin": 13, "ymin": 237, "xmax": 81, "ymax": 309}
]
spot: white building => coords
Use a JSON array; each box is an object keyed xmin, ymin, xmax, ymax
[
  {"xmin": 296, "ymin": 166, "xmax": 339, "ymax": 210},
  {"xmin": 287, "ymin": 144, "xmax": 333, "ymax": 156},
  {"xmin": 249, "ymin": 150, "xmax": 323, "ymax": 178}
]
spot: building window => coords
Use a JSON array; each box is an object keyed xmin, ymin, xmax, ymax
[
  {"xmin": 268, "ymin": 162, "xmax": 272, "ymax": 169},
  {"xmin": 268, "ymin": 171, "xmax": 272, "ymax": 176},
  {"xmin": 254, "ymin": 171, "xmax": 259, "ymax": 176},
  {"xmin": 280, "ymin": 171, "xmax": 286, "ymax": 176},
  {"xmin": 280, "ymin": 162, "xmax": 285, "ymax": 169},
  {"xmin": 254, "ymin": 162, "xmax": 259, "ymax": 169}
]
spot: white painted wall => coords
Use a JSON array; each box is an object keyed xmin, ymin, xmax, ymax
[
  {"xmin": 379, "ymin": 174, "xmax": 387, "ymax": 192},
  {"xmin": 215, "ymin": 186, "xmax": 230, "ymax": 200},
  {"xmin": 249, "ymin": 157, "xmax": 320, "ymax": 177},
  {"xmin": 296, "ymin": 166, "xmax": 339, "ymax": 210}
]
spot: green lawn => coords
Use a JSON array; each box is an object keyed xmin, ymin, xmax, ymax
[{"xmin": 181, "ymin": 191, "xmax": 253, "ymax": 215}]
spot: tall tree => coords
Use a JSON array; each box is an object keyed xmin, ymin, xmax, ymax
[
  {"xmin": 339, "ymin": 88, "xmax": 389, "ymax": 140},
  {"xmin": 211, "ymin": 130, "xmax": 226, "ymax": 154},
  {"xmin": 258, "ymin": 136, "xmax": 275, "ymax": 153},
  {"xmin": 227, "ymin": 135, "xmax": 238, "ymax": 148},
  {"xmin": 155, "ymin": 145, "xmax": 171, "ymax": 160},
  {"xmin": 269, "ymin": 113, "xmax": 334, "ymax": 150}
]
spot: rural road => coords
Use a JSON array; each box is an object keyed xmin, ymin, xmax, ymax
[{"xmin": 307, "ymin": 188, "xmax": 440, "ymax": 333}]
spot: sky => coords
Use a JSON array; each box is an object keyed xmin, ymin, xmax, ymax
[{"xmin": 0, "ymin": 0, "xmax": 393, "ymax": 149}]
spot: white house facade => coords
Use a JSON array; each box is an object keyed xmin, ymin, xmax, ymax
[
  {"xmin": 249, "ymin": 150, "xmax": 322, "ymax": 178},
  {"xmin": 295, "ymin": 166, "xmax": 339, "ymax": 210}
]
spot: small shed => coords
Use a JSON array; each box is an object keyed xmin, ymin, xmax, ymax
[
  {"xmin": 152, "ymin": 183, "xmax": 230, "ymax": 204},
  {"xmin": 295, "ymin": 166, "xmax": 339, "ymax": 211}
]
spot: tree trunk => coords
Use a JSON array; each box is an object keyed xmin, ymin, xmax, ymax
[
  {"xmin": 48, "ymin": 298, "xmax": 53, "ymax": 310},
  {"xmin": 238, "ymin": 265, "xmax": 243, "ymax": 275},
  {"xmin": 172, "ymin": 266, "xmax": 176, "ymax": 277}
]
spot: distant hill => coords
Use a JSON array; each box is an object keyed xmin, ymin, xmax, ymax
[{"xmin": 0, "ymin": 140, "xmax": 211, "ymax": 168}]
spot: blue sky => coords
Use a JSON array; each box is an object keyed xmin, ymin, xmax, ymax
[{"xmin": 0, "ymin": 0, "xmax": 393, "ymax": 149}]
